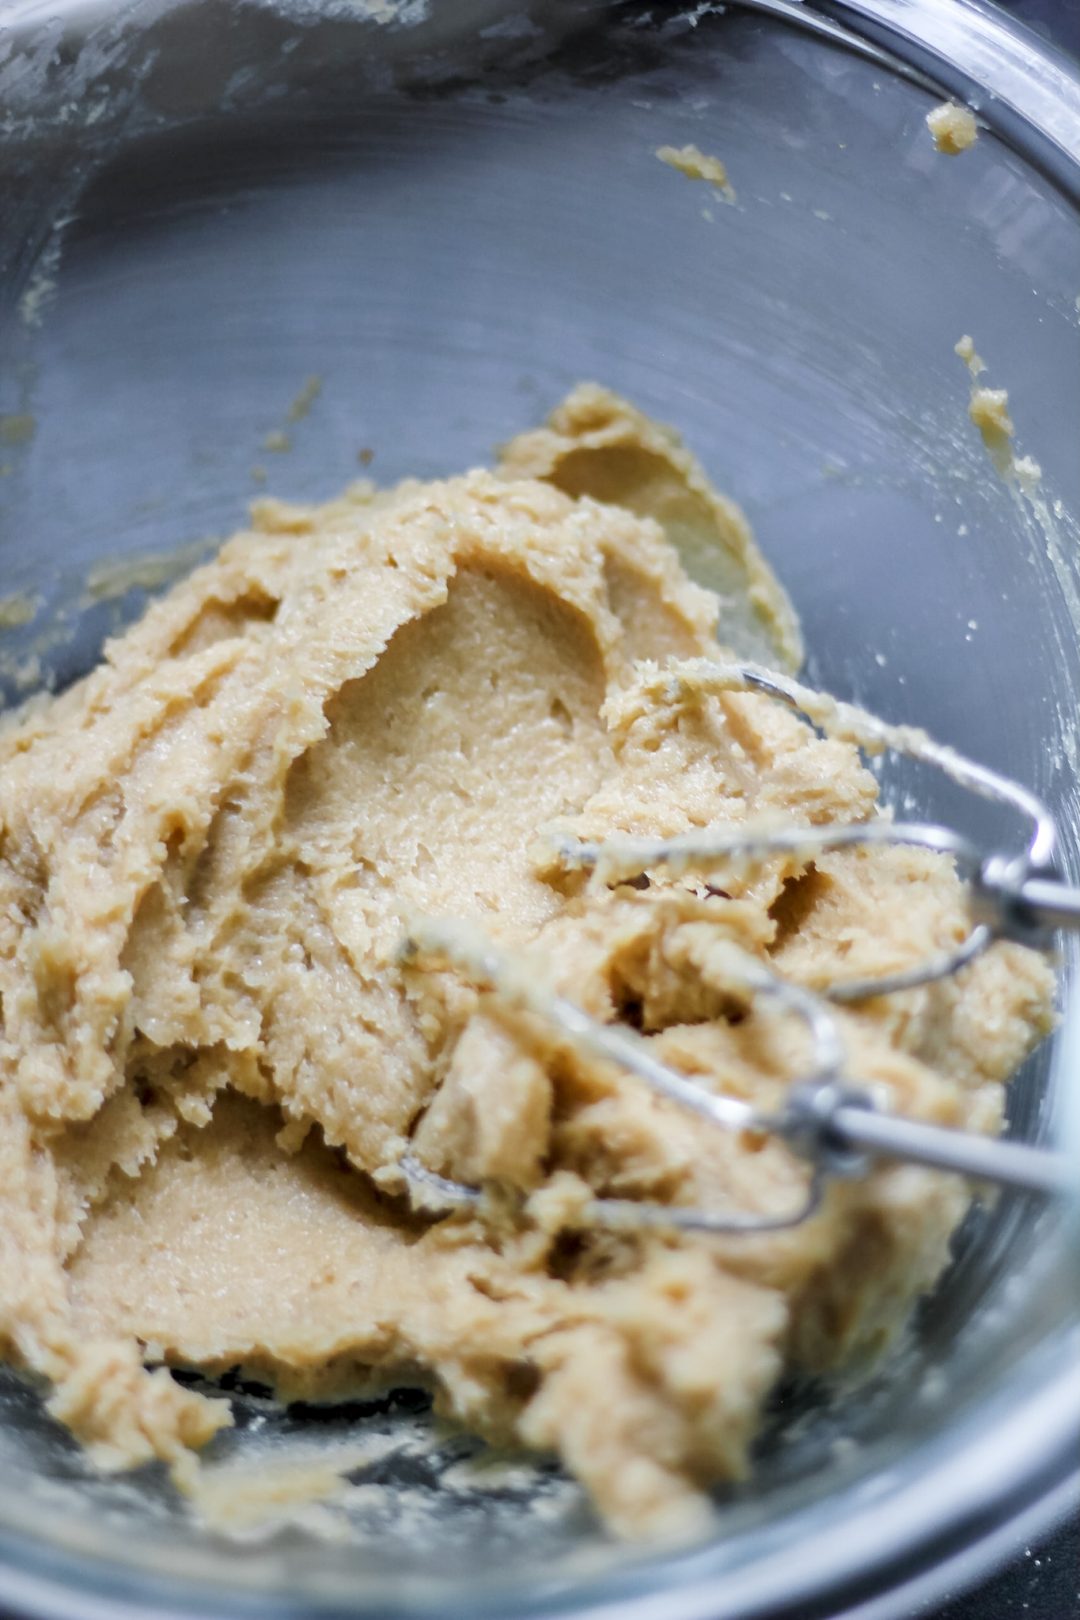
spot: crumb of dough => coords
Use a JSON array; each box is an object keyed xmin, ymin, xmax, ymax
[
  {"xmin": 286, "ymin": 375, "xmax": 323, "ymax": 425},
  {"xmin": 969, "ymin": 385, "xmax": 1014, "ymax": 450},
  {"xmin": 0, "ymin": 413, "xmax": 35, "ymax": 447},
  {"xmin": 657, "ymin": 142, "xmax": 736, "ymax": 203},
  {"xmin": 189, "ymin": 1438, "xmax": 390, "ymax": 1531},
  {"xmin": 0, "ymin": 387, "xmax": 1054, "ymax": 1541},
  {"xmin": 82, "ymin": 536, "xmax": 218, "ymax": 605},
  {"xmin": 926, "ymin": 101, "xmax": 978, "ymax": 154},
  {"xmin": 19, "ymin": 273, "xmax": 55, "ymax": 329},
  {"xmin": 955, "ymin": 334, "xmax": 986, "ymax": 377},
  {"xmin": 957, "ymin": 338, "xmax": 1041, "ymax": 489},
  {"xmin": 259, "ymin": 378, "xmax": 322, "ymax": 461},
  {"xmin": 0, "ymin": 594, "xmax": 38, "ymax": 630},
  {"xmin": 9, "ymin": 653, "xmax": 42, "ymax": 692},
  {"xmin": 1012, "ymin": 453, "xmax": 1043, "ymax": 492}
]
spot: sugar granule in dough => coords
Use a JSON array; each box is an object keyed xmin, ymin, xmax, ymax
[
  {"xmin": 0, "ymin": 386, "xmax": 1054, "ymax": 1540},
  {"xmin": 927, "ymin": 101, "xmax": 978, "ymax": 154}
]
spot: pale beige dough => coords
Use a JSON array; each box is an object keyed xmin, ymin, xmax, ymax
[
  {"xmin": 656, "ymin": 143, "xmax": 737, "ymax": 204},
  {"xmin": 0, "ymin": 386, "xmax": 1054, "ymax": 1539},
  {"xmin": 956, "ymin": 334, "xmax": 1042, "ymax": 489},
  {"xmin": 926, "ymin": 101, "xmax": 978, "ymax": 154}
]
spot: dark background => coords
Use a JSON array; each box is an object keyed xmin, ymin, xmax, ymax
[
  {"xmin": 923, "ymin": 0, "xmax": 1079, "ymax": 1613},
  {"xmin": 934, "ymin": 1515, "xmax": 1079, "ymax": 1620}
]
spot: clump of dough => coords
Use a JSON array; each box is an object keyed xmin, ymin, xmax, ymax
[
  {"xmin": 656, "ymin": 142, "xmax": 736, "ymax": 203},
  {"xmin": 927, "ymin": 101, "xmax": 978, "ymax": 154},
  {"xmin": 956, "ymin": 335, "xmax": 1042, "ymax": 489},
  {"xmin": 0, "ymin": 387, "xmax": 1054, "ymax": 1540}
]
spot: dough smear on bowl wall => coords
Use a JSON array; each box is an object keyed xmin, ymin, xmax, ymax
[{"xmin": 0, "ymin": 385, "xmax": 1055, "ymax": 1541}]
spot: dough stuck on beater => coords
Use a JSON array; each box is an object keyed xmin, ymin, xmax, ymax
[{"xmin": 0, "ymin": 387, "xmax": 1054, "ymax": 1540}]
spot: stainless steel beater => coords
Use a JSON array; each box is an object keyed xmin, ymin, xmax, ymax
[{"xmin": 399, "ymin": 661, "xmax": 1078, "ymax": 1235}]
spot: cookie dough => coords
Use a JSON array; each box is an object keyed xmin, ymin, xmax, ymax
[
  {"xmin": 656, "ymin": 142, "xmax": 737, "ymax": 205},
  {"xmin": 0, "ymin": 387, "xmax": 1054, "ymax": 1539},
  {"xmin": 927, "ymin": 101, "xmax": 978, "ymax": 154},
  {"xmin": 956, "ymin": 335, "xmax": 1042, "ymax": 489}
]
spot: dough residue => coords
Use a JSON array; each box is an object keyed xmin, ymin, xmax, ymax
[
  {"xmin": 0, "ymin": 413, "xmax": 36, "ymax": 447},
  {"xmin": 286, "ymin": 374, "xmax": 323, "ymax": 425},
  {"xmin": 956, "ymin": 335, "xmax": 1042, "ymax": 490},
  {"xmin": 656, "ymin": 143, "xmax": 736, "ymax": 204},
  {"xmin": 0, "ymin": 594, "xmax": 38, "ymax": 631},
  {"xmin": 926, "ymin": 101, "xmax": 978, "ymax": 154},
  {"xmin": 260, "ymin": 375, "xmax": 323, "ymax": 460},
  {"xmin": 83, "ymin": 536, "xmax": 220, "ymax": 606},
  {"xmin": 0, "ymin": 386, "xmax": 1054, "ymax": 1539}
]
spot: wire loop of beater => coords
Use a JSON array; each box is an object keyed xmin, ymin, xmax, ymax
[
  {"xmin": 397, "ymin": 918, "xmax": 1073, "ymax": 1237},
  {"xmin": 551, "ymin": 661, "xmax": 1080, "ymax": 1001},
  {"xmin": 399, "ymin": 921, "xmax": 837, "ymax": 1234},
  {"xmin": 396, "ymin": 662, "xmax": 1078, "ymax": 1236}
]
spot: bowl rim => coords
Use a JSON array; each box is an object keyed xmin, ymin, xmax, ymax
[{"xmin": 0, "ymin": 2, "xmax": 1077, "ymax": 1617}]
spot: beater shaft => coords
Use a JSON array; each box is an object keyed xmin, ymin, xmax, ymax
[{"xmin": 807, "ymin": 1089, "xmax": 1073, "ymax": 1197}]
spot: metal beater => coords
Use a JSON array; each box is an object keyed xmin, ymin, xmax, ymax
[{"xmin": 399, "ymin": 661, "xmax": 1077, "ymax": 1235}]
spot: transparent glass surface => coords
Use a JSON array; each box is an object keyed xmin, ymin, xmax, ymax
[{"xmin": 0, "ymin": 2, "xmax": 1078, "ymax": 1616}]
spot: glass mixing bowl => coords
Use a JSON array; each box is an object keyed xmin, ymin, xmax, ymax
[{"xmin": 0, "ymin": 2, "xmax": 1078, "ymax": 1616}]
